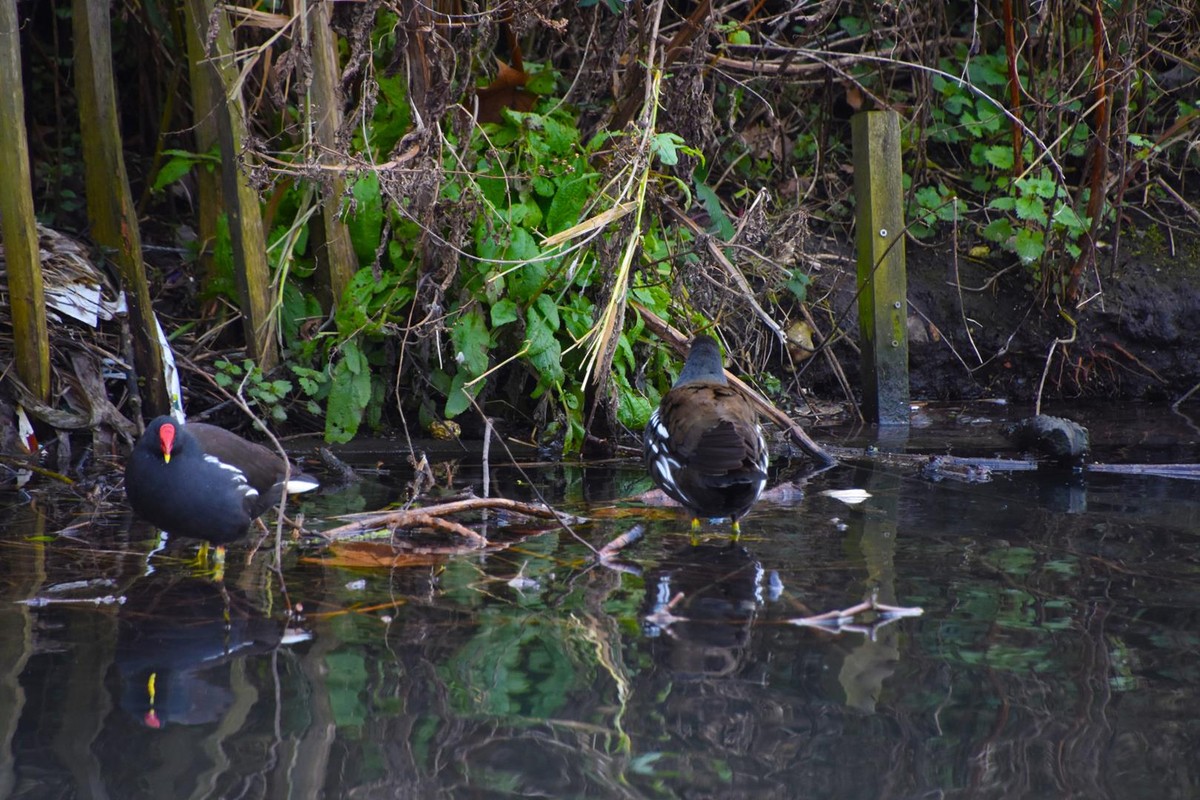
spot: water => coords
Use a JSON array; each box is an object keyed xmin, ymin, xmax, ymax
[{"xmin": 3, "ymin": 404, "xmax": 1200, "ymax": 799}]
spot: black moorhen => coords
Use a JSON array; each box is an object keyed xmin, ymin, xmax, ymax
[
  {"xmin": 126, "ymin": 416, "xmax": 319, "ymax": 548},
  {"xmin": 643, "ymin": 335, "xmax": 768, "ymax": 536}
]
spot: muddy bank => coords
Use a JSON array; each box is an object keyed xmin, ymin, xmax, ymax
[{"xmin": 802, "ymin": 227, "xmax": 1200, "ymax": 405}]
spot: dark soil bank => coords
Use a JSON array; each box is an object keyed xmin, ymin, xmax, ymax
[{"xmin": 808, "ymin": 228, "xmax": 1200, "ymax": 405}]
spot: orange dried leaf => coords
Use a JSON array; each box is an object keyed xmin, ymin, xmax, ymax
[{"xmin": 301, "ymin": 541, "xmax": 444, "ymax": 569}]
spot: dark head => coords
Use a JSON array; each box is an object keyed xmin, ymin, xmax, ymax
[{"xmin": 673, "ymin": 335, "xmax": 726, "ymax": 388}]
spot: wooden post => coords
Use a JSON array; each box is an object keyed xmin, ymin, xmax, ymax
[
  {"xmin": 852, "ymin": 111, "xmax": 909, "ymax": 426},
  {"xmin": 0, "ymin": 0, "xmax": 50, "ymax": 404},
  {"xmin": 73, "ymin": 0, "xmax": 172, "ymax": 417},
  {"xmin": 182, "ymin": 0, "xmax": 222, "ymax": 292},
  {"xmin": 308, "ymin": 0, "xmax": 358, "ymax": 307},
  {"xmin": 187, "ymin": 0, "xmax": 278, "ymax": 371}
]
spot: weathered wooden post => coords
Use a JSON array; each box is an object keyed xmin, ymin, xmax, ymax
[
  {"xmin": 308, "ymin": 0, "xmax": 358, "ymax": 307},
  {"xmin": 74, "ymin": 0, "xmax": 172, "ymax": 417},
  {"xmin": 182, "ymin": 0, "xmax": 222, "ymax": 292},
  {"xmin": 852, "ymin": 111, "xmax": 909, "ymax": 426},
  {"xmin": 0, "ymin": 0, "xmax": 50, "ymax": 404},
  {"xmin": 186, "ymin": 0, "xmax": 278, "ymax": 372}
]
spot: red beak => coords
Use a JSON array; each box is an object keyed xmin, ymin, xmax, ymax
[{"xmin": 159, "ymin": 423, "xmax": 176, "ymax": 464}]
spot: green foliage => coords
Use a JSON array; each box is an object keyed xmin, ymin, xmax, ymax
[
  {"xmin": 911, "ymin": 37, "xmax": 1123, "ymax": 290},
  {"xmin": 213, "ymin": 359, "xmax": 294, "ymax": 422}
]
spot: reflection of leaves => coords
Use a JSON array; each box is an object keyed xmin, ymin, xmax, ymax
[
  {"xmin": 326, "ymin": 651, "xmax": 369, "ymax": 731},
  {"xmin": 442, "ymin": 614, "xmax": 580, "ymax": 718}
]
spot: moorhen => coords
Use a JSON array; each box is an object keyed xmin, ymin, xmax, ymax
[
  {"xmin": 643, "ymin": 335, "xmax": 768, "ymax": 535},
  {"xmin": 126, "ymin": 416, "xmax": 319, "ymax": 548}
]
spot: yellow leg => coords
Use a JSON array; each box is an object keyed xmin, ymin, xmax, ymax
[
  {"xmin": 212, "ymin": 545, "xmax": 227, "ymax": 582},
  {"xmin": 690, "ymin": 517, "xmax": 701, "ymax": 546},
  {"xmin": 730, "ymin": 519, "xmax": 741, "ymax": 542}
]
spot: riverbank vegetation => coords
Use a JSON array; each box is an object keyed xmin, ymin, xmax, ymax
[{"xmin": 4, "ymin": 0, "xmax": 1199, "ymax": 453}]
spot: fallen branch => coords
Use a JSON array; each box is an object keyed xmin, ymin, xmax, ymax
[
  {"xmin": 323, "ymin": 497, "xmax": 585, "ymax": 542},
  {"xmin": 785, "ymin": 592, "xmax": 924, "ymax": 638},
  {"xmin": 597, "ymin": 524, "xmax": 645, "ymax": 560}
]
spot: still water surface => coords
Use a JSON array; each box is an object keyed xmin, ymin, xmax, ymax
[{"xmin": 2, "ymin": 404, "xmax": 1199, "ymax": 799}]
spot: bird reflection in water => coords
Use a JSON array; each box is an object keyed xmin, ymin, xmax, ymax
[
  {"xmin": 641, "ymin": 542, "xmax": 780, "ymax": 679},
  {"xmin": 115, "ymin": 577, "xmax": 309, "ymax": 728}
]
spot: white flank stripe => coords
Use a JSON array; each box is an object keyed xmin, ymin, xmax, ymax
[
  {"xmin": 204, "ymin": 455, "xmax": 248, "ymax": 482},
  {"xmin": 286, "ymin": 478, "xmax": 320, "ymax": 494}
]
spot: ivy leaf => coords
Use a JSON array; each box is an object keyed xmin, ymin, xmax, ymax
[{"xmin": 451, "ymin": 311, "xmax": 490, "ymax": 377}]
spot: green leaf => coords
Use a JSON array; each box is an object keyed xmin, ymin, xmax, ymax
[
  {"xmin": 526, "ymin": 304, "xmax": 564, "ymax": 384},
  {"xmin": 983, "ymin": 145, "xmax": 1014, "ymax": 170},
  {"xmin": 728, "ymin": 28, "xmax": 751, "ymax": 45},
  {"xmin": 445, "ymin": 370, "xmax": 484, "ymax": 418},
  {"xmin": 1052, "ymin": 203, "xmax": 1086, "ymax": 232},
  {"xmin": 651, "ymin": 132, "xmax": 685, "ymax": 166},
  {"xmin": 968, "ymin": 60, "xmax": 1006, "ymax": 87},
  {"xmin": 326, "ymin": 342, "xmax": 373, "ymax": 443},
  {"xmin": 490, "ymin": 298, "xmax": 520, "ymax": 327},
  {"xmin": 1014, "ymin": 194, "xmax": 1047, "ymax": 225},
  {"xmin": 694, "ymin": 179, "xmax": 736, "ymax": 241},
  {"xmin": 503, "ymin": 229, "xmax": 545, "ymax": 301},
  {"xmin": 151, "ymin": 155, "xmax": 196, "ymax": 193},
  {"xmin": 786, "ymin": 270, "xmax": 811, "ymax": 303},
  {"xmin": 1013, "ymin": 228, "xmax": 1045, "ymax": 263},
  {"xmin": 981, "ymin": 218, "xmax": 1014, "ymax": 243},
  {"xmin": 542, "ymin": 115, "xmax": 579, "ymax": 155},
  {"xmin": 451, "ymin": 311, "xmax": 490, "ymax": 377},
  {"xmin": 546, "ymin": 175, "xmax": 594, "ymax": 234},
  {"xmin": 988, "ymin": 196, "xmax": 1016, "ymax": 211},
  {"xmin": 526, "ymin": 67, "xmax": 558, "ymax": 95},
  {"xmin": 533, "ymin": 294, "xmax": 560, "ymax": 331}
]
